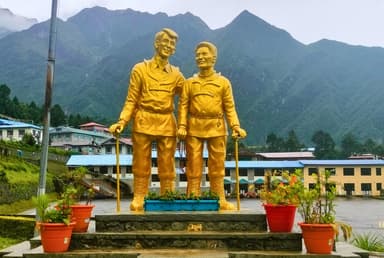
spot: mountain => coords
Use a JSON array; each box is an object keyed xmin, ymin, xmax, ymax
[
  {"xmin": 0, "ymin": 7, "xmax": 383, "ymax": 146},
  {"xmin": 0, "ymin": 8, "xmax": 37, "ymax": 38}
]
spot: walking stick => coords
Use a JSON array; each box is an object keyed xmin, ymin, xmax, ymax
[
  {"xmin": 235, "ymin": 137, "xmax": 240, "ymax": 211},
  {"xmin": 115, "ymin": 133, "xmax": 121, "ymax": 213}
]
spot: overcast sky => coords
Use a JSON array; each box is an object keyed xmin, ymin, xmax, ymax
[{"xmin": 0, "ymin": 0, "xmax": 383, "ymax": 48}]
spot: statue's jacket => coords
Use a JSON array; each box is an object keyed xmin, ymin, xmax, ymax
[
  {"xmin": 119, "ymin": 59, "xmax": 184, "ymax": 136},
  {"xmin": 178, "ymin": 72, "xmax": 240, "ymax": 138}
]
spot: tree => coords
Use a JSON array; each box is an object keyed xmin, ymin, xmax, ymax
[
  {"xmin": 50, "ymin": 104, "xmax": 67, "ymax": 127},
  {"xmin": 340, "ymin": 133, "xmax": 362, "ymax": 158},
  {"xmin": 265, "ymin": 133, "xmax": 285, "ymax": 152},
  {"xmin": 0, "ymin": 84, "xmax": 11, "ymax": 115},
  {"xmin": 284, "ymin": 130, "xmax": 304, "ymax": 152},
  {"xmin": 22, "ymin": 133, "xmax": 37, "ymax": 146},
  {"xmin": 311, "ymin": 130, "xmax": 338, "ymax": 159}
]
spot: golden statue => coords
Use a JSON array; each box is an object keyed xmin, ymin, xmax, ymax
[
  {"xmin": 109, "ymin": 28, "xmax": 184, "ymax": 211},
  {"xmin": 177, "ymin": 41, "xmax": 247, "ymax": 210}
]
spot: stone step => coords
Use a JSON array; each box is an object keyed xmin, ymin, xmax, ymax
[
  {"xmin": 16, "ymin": 246, "xmax": 366, "ymax": 258},
  {"xmin": 69, "ymin": 231, "xmax": 302, "ymax": 252},
  {"xmin": 95, "ymin": 212, "xmax": 267, "ymax": 232},
  {"xmin": 1, "ymin": 240, "xmax": 369, "ymax": 258},
  {"xmin": 0, "ymin": 241, "xmax": 30, "ymax": 258}
]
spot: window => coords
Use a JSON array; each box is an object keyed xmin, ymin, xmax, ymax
[
  {"xmin": 255, "ymin": 169, "xmax": 264, "ymax": 176},
  {"xmin": 105, "ymin": 146, "xmax": 112, "ymax": 154},
  {"xmin": 151, "ymin": 174, "xmax": 159, "ymax": 182},
  {"xmin": 7, "ymin": 130, "xmax": 13, "ymax": 137},
  {"xmin": 361, "ymin": 183, "xmax": 372, "ymax": 191},
  {"xmin": 344, "ymin": 183, "xmax": 355, "ymax": 196},
  {"xmin": 325, "ymin": 167, "xmax": 336, "ymax": 176},
  {"xmin": 179, "ymin": 173, "xmax": 187, "ymax": 182},
  {"xmin": 344, "ymin": 183, "xmax": 355, "ymax": 191},
  {"xmin": 325, "ymin": 183, "xmax": 336, "ymax": 192},
  {"xmin": 343, "ymin": 168, "xmax": 354, "ymax": 176},
  {"xmin": 308, "ymin": 167, "xmax": 318, "ymax": 176},
  {"xmin": 377, "ymin": 183, "xmax": 382, "ymax": 191},
  {"xmin": 376, "ymin": 168, "xmax": 382, "ymax": 176},
  {"xmin": 239, "ymin": 168, "xmax": 248, "ymax": 177},
  {"xmin": 361, "ymin": 168, "xmax": 371, "ymax": 176},
  {"xmin": 19, "ymin": 129, "xmax": 25, "ymax": 137}
]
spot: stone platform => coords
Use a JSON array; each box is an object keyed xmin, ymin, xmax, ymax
[{"xmin": 1, "ymin": 211, "xmax": 370, "ymax": 258}]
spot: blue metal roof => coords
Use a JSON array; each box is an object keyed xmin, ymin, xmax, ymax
[
  {"xmin": 67, "ymin": 149, "xmax": 208, "ymax": 166},
  {"xmin": 0, "ymin": 118, "xmax": 41, "ymax": 129},
  {"xmin": 67, "ymin": 154, "xmax": 133, "ymax": 166},
  {"xmin": 299, "ymin": 160, "xmax": 384, "ymax": 166},
  {"xmin": 225, "ymin": 160, "xmax": 303, "ymax": 169},
  {"xmin": 67, "ymin": 154, "xmax": 384, "ymax": 168},
  {"xmin": 50, "ymin": 126, "xmax": 110, "ymax": 138}
]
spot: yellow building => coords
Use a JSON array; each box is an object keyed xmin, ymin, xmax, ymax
[{"xmin": 300, "ymin": 160, "xmax": 384, "ymax": 196}]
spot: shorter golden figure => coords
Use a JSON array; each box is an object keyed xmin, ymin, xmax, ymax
[
  {"xmin": 109, "ymin": 28, "xmax": 184, "ymax": 211},
  {"xmin": 177, "ymin": 41, "xmax": 246, "ymax": 210}
]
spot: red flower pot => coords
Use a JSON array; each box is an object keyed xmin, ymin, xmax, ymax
[
  {"xmin": 40, "ymin": 222, "xmax": 75, "ymax": 253},
  {"xmin": 71, "ymin": 204, "xmax": 94, "ymax": 232},
  {"xmin": 263, "ymin": 204, "xmax": 296, "ymax": 232},
  {"xmin": 299, "ymin": 223, "xmax": 335, "ymax": 254}
]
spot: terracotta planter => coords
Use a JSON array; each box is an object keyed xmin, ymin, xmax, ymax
[
  {"xmin": 299, "ymin": 223, "xmax": 335, "ymax": 254},
  {"xmin": 263, "ymin": 204, "xmax": 296, "ymax": 232},
  {"xmin": 39, "ymin": 222, "xmax": 75, "ymax": 253},
  {"xmin": 71, "ymin": 204, "xmax": 95, "ymax": 232}
]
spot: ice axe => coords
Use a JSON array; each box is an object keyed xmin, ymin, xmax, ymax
[
  {"xmin": 234, "ymin": 136, "xmax": 240, "ymax": 211},
  {"xmin": 114, "ymin": 132, "xmax": 121, "ymax": 213}
]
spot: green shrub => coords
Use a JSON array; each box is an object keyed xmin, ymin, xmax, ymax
[
  {"xmin": 352, "ymin": 232, "xmax": 384, "ymax": 252},
  {"xmin": 0, "ymin": 216, "xmax": 35, "ymax": 239}
]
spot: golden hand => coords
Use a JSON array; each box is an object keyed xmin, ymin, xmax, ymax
[{"xmin": 232, "ymin": 126, "xmax": 247, "ymax": 139}]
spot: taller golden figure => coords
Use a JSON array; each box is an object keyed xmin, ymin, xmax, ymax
[
  {"xmin": 177, "ymin": 41, "xmax": 246, "ymax": 210},
  {"xmin": 109, "ymin": 28, "xmax": 184, "ymax": 211}
]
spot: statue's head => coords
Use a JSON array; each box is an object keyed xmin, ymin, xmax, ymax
[
  {"xmin": 154, "ymin": 28, "xmax": 178, "ymax": 58},
  {"xmin": 195, "ymin": 41, "xmax": 217, "ymax": 69}
]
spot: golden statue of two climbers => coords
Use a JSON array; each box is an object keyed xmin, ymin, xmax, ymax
[{"xmin": 109, "ymin": 28, "xmax": 246, "ymax": 211}]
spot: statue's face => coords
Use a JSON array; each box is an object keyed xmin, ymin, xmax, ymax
[
  {"xmin": 195, "ymin": 46, "xmax": 215, "ymax": 69},
  {"xmin": 155, "ymin": 33, "xmax": 176, "ymax": 58}
]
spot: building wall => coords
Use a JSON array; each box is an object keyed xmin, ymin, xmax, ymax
[
  {"xmin": 303, "ymin": 165, "xmax": 383, "ymax": 196},
  {"xmin": 0, "ymin": 127, "xmax": 42, "ymax": 143}
]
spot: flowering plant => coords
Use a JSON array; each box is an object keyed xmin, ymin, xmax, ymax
[{"xmin": 260, "ymin": 169, "xmax": 304, "ymax": 206}]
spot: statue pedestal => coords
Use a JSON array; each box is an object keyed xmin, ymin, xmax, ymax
[{"xmin": 68, "ymin": 212, "xmax": 302, "ymax": 252}]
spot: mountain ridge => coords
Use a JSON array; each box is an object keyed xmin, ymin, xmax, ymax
[{"xmin": 0, "ymin": 6, "xmax": 383, "ymax": 146}]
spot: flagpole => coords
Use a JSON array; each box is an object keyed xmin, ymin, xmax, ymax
[{"xmin": 37, "ymin": 0, "xmax": 58, "ymax": 196}]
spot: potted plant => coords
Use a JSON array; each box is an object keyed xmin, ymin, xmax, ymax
[
  {"xmin": 58, "ymin": 167, "xmax": 96, "ymax": 232},
  {"xmin": 260, "ymin": 169, "xmax": 304, "ymax": 232},
  {"xmin": 144, "ymin": 190, "xmax": 219, "ymax": 211},
  {"xmin": 298, "ymin": 170, "xmax": 352, "ymax": 254},
  {"xmin": 33, "ymin": 193, "xmax": 75, "ymax": 253}
]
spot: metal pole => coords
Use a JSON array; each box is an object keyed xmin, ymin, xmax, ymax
[
  {"xmin": 115, "ymin": 134, "xmax": 121, "ymax": 213},
  {"xmin": 37, "ymin": 0, "xmax": 58, "ymax": 196},
  {"xmin": 235, "ymin": 137, "xmax": 240, "ymax": 210}
]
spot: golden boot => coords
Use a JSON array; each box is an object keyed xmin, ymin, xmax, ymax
[
  {"xmin": 187, "ymin": 178, "xmax": 201, "ymax": 198},
  {"xmin": 130, "ymin": 176, "xmax": 149, "ymax": 211},
  {"xmin": 210, "ymin": 177, "xmax": 235, "ymax": 210},
  {"xmin": 160, "ymin": 179, "xmax": 175, "ymax": 195}
]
